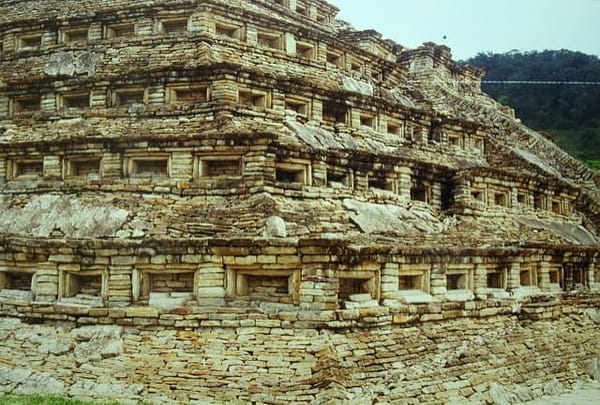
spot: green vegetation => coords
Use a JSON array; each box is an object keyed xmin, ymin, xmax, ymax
[
  {"xmin": 584, "ymin": 160, "xmax": 600, "ymax": 170},
  {"xmin": 464, "ymin": 50, "xmax": 600, "ymax": 164},
  {"xmin": 0, "ymin": 396, "xmax": 119, "ymax": 405}
]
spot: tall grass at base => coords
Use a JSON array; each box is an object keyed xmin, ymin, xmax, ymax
[{"xmin": 0, "ymin": 395, "xmax": 121, "ymax": 405}]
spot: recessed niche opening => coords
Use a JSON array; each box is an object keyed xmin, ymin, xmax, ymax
[
  {"xmin": 520, "ymin": 269, "xmax": 536, "ymax": 287},
  {"xmin": 327, "ymin": 171, "xmax": 349, "ymax": 188},
  {"xmin": 411, "ymin": 183, "xmax": 429, "ymax": 203},
  {"xmin": 565, "ymin": 267, "xmax": 586, "ymax": 288},
  {"xmin": 14, "ymin": 160, "xmax": 43, "ymax": 178},
  {"xmin": 285, "ymin": 98, "xmax": 310, "ymax": 117},
  {"xmin": 114, "ymin": 89, "xmax": 145, "ymax": 107},
  {"xmin": 486, "ymin": 272, "xmax": 504, "ymax": 289},
  {"xmin": 326, "ymin": 51, "xmax": 343, "ymax": 67},
  {"xmin": 238, "ymin": 89, "xmax": 268, "ymax": 108},
  {"xmin": 13, "ymin": 96, "xmax": 41, "ymax": 113},
  {"xmin": 368, "ymin": 177, "xmax": 392, "ymax": 192},
  {"xmin": 552, "ymin": 201, "xmax": 561, "ymax": 214},
  {"xmin": 160, "ymin": 18, "xmax": 188, "ymax": 34},
  {"xmin": 151, "ymin": 272, "xmax": 194, "ymax": 294},
  {"xmin": 387, "ymin": 121, "xmax": 402, "ymax": 136},
  {"xmin": 247, "ymin": 275, "xmax": 289, "ymax": 296},
  {"xmin": 472, "ymin": 190, "xmax": 484, "ymax": 202},
  {"xmin": 399, "ymin": 274, "xmax": 424, "ymax": 291},
  {"xmin": 61, "ymin": 28, "xmax": 89, "ymax": 43},
  {"xmin": 494, "ymin": 193, "xmax": 508, "ymax": 207},
  {"xmin": 446, "ymin": 273, "xmax": 468, "ymax": 290},
  {"xmin": 257, "ymin": 31, "xmax": 282, "ymax": 50},
  {"xmin": 215, "ymin": 22, "xmax": 243, "ymax": 40},
  {"xmin": 18, "ymin": 34, "xmax": 42, "ymax": 49},
  {"xmin": 322, "ymin": 101, "xmax": 347, "ymax": 125},
  {"xmin": 140, "ymin": 271, "xmax": 196, "ymax": 308},
  {"xmin": 448, "ymin": 136, "xmax": 461, "ymax": 147},
  {"xmin": 230, "ymin": 270, "xmax": 297, "ymax": 304},
  {"xmin": 0, "ymin": 272, "xmax": 32, "ymax": 291},
  {"xmin": 360, "ymin": 114, "xmax": 375, "ymax": 129},
  {"xmin": 199, "ymin": 158, "xmax": 242, "ymax": 177},
  {"xmin": 68, "ymin": 158, "xmax": 101, "ymax": 178},
  {"xmin": 549, "ymin": 270, "xmax": 561, "ymax": 285},
  {"xmin": 275, "ymin": 164, "xmax": 307, "ymax": 185},
  {"xmin": 534, "ymin": 195, "xmax": 544, "ymax": 210},
  {"xmin": 64, "ymin": 273, "xmax": 102, "ymax": 300},
  {"xmin": 296, "ymin": 41, "xmax": 315, "ymax": 60},
  {"xmin": 169, "ymin": 86, "xmax": 208, "ymax": 104},
  {"xmin": 106, "ymin": 24, "xmax": 135, "ymax": 38},
  {"xmin": 130, "ymin": 157, "xmax": 169, "ymax": 177},
  {"xmin": 61, "ymin": 93, "xmax": 90, "ymax": 109},
  {"xmin": 296, "ymin": 3, "xmax": 308, "ymax": 16},
  {"xmin": 338, "ymin": 277, "xmax": 371, "ymax": 302}
]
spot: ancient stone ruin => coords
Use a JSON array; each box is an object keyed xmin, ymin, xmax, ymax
[{"xmin": 1, "ymin": 0, "xmax": 599, "ymax": 403}]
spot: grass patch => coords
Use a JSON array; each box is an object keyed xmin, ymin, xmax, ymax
[
  {"xmin": 546, "ymin": 127, "xmax": 600, "ymax": 161},
  {"xmin": 0, "ymin": 395, "xmax": 120, "ymax": 405},
  {"xmin": 584, "ymin": 160, "xmax": 600, "ymax": 170}
]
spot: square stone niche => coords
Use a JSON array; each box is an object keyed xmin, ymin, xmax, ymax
[
  {"xmin": 512, "ymin": 264, "xmax": 542, "ymax": 300},
  {"xmin": 134, "ymin": 269, "xmax": 197, "ymax": 309},
  {"xmin": 196, "ymin": 155, "xmax": 243, "ymax": 178},
  {"xmin": 0, "ymin": 270, "xmax": 34, "ymax": 301},
  {"xmin": 475, "ymin": 266, "xmax": 510, "ymax": 300},
  {"xmin": 226, "ymin": 268, "xmax": 300, "ymax": 304},
  {"xmin": 396, "ymin": 267, "xmax": 434, "ymax": 304},
  {"xmin": 60, "ymin": 270, "xmax": 106, "ymax": 306},
  {"xmin": 337, "ymin": 269, "xmax": 380, "ymax": 308},
  {"xmin": 445, "ymin": 266, "xmax": 475, "ymax": 302}
]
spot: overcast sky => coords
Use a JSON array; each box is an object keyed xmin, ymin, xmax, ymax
[{"xmin": 327, "ymin": 0, "xmax": 600, "ymax": 61}]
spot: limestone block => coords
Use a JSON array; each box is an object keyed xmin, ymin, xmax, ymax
[
  {"xmin": 584, "ymin": 308, "xmax": 600, "ymax": 324},
  {"xmin": 342, "ymin": 76, "xmax": 374, "ymax": 97},
  {"xmin": 344, "ymin": 300, "xmax": 378, "ymax": 309},
  {"xmin": 0, "ymin": 289, "xmax": 33, "ymax": 301},
  {"xmin": 587, "ymin": 356, "xmax": 600, "ymax": 381},
  {"xmin": 90, "ymin": 89, "xmax": 107, "ymax": 108},
  {"xmin": 283, "ymin": 33, "xmax": 296, "ymax": 56},
  {"xmin": 125, "ymin": 307, "xmax": 158, "ymax": 318},
  {"xmin": 0, "ymin": 195, "xmax": 128, "ymax": 238},
  {"xmin": 44, "ymin": 51, "xmax": 100, "ymax": 77},
  {"xmin": 263, "ymin": 216, "xmax": 287, "ymax": 238},
  {"xmin": 245, "ymin": 24, "xmax": 257, "ymax": 45},
  {"xmin": 72, "ymin": 325, "xmax": 123, "ymax": 364},
  {"xmin": 41, "ymin": 93, "xmax": 56, "ymax": 112},
  {"xmin": 511, "ymin": 286, "xmax": 542, "ymax": 301},
  {"xmin": 149, "ymin": 292, "xmax": 193, "ymax": 309},
  {"xmin": 445, "ymin": 290, "xmax": 475, "ymax": 302},
  {"xmin": 170, "ymin": 151, "xmax": 193, "ymax": 180},
  {"xmin": 0, "ymin": 95, "xmax": 8, "ymax": 118},
  {"xmin": 69, "ymin": 380, "xmax": 144, "ymax": 399},
  {"xmin": 393, "ymin": 290, "xmax": 437, "ymax": 304},
  {"xmin": 348, "ymin": 293, "xmax": 372, "ymax": 302},
  {"xmin": 43, "ymin": 155, "xmax": 61, "ymax": 179},
  {"xmin": 88, "ymin": 23, "xmax": 102, "ymax": 40},
  {"xmin": 3, "ymin": 367, "xmax": 65, "ymax": 397},
  {"xmin": 197, "ymin": 287, "xmax": 226, "ymax": 298},
  {"xmin": 475, "ymin": 288, "xmax": 510, "ymax": 300}
]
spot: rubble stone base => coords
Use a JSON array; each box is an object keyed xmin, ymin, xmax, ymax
[{"xmin": 1, "ymin": 308, "xmax": 599, "ymax": 404}]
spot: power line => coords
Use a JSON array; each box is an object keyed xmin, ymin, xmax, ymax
[{"xmin": 482, "ymin": 80, "xmax": 600, "ymax": 85}]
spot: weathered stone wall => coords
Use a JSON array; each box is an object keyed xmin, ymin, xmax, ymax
[
  {"xmin": 1, "ymin": 1, "xmax": 600, "ymax": 403},
  {"xmin": 1, "ymin": 305, "xmax": 599, "ymax": 404}
]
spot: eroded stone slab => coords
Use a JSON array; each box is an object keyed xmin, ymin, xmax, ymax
[{"xmin": 0, "ymin": 195, "xmax": 129, "ymax": 238}]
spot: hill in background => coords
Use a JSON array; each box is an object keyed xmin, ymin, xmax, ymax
[{"xmin": 464, "ymin": 50, "xmax": 600, "ymax": 168}]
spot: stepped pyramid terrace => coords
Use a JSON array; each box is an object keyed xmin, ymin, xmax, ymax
[{"xmin": 0, "ymin": 0, "xmax": 599, "ymax": 403}]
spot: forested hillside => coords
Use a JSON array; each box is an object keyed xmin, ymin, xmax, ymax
[{"xmin": 464, "ymin": 50, "xmax": 600, "ymax": 168}]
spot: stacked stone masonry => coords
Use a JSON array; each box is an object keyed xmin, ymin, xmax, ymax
[{"xmin": 1, "ymin": 0, "xmax": 599, "ymax": 403}]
